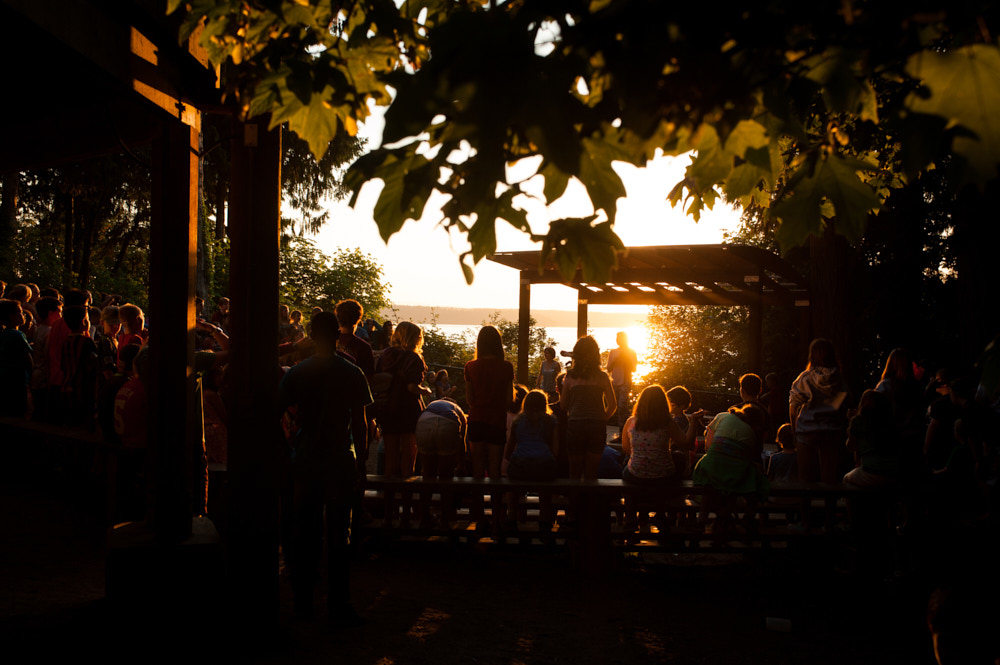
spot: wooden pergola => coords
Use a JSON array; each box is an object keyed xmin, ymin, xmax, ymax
[
  {"xmin": 488, "ymin": 244, "xmax": 811, "ymax": 384},
  {"xmin": 2, "ymin": 0, "xmax": 282, "ymax": 636}
]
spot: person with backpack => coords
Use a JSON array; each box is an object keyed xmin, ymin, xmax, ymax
[{"xmin": 372, "ymin": 321, "xmax": 431, "ymax": 477}]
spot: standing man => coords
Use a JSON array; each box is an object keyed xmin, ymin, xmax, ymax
[
  {"xmin": 279, "ymin": 312, "xmax": 372, "ymax": 624},
  {"xmin": 334, "ymin": 299, "xmax": 375, "ymax": 383},
  {"xmin": 607, "ymin": 331, "xmax": 638, "ymax": 430}
]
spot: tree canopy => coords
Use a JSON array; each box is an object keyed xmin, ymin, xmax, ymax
[
  {"xmin": 175, "ymin": 0, "xmax": 1000, "ymax": 282},
  {"xmin": 279, "ymin": 236, "xmax": 391, "ymax": 316}
]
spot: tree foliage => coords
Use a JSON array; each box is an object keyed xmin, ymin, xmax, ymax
[
  {"xmin": 278, "ymin": 236, "xmax": 391, "ymax": 316},
  {"xmin": 483, "ymin": 311, "xmax": 555, "ymax": 384},
  {"xmin": 644, "ymin": 306, "xmax": 749, "ymax": 394},
  {"xmin": 176, "ymin": 1, "xmax": 1000, "ymax": 282},
  {"xmin": 2, "ymin": 154, "xmax": 153, "ymax": 307}
]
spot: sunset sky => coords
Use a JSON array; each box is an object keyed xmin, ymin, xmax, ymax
[{"xmin": 314, "ymin": 110, "xmax": 744, "ymax": 313}]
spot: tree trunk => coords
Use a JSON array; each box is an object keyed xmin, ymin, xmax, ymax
[
  {"xmin": 79, "ymin": 203, "xmax": 98, "ymax": 289},
  {"xmin": 953, "ymin": 183, "xmax": 1000, "ymax": 357},
  {"xmin": 62, "ymin": 194, "xmax": 75, "ymax": 285},
  {"xmin": 0, "ymin": 173, "xmax": 18, "ymax": 275},
  {"xmin": 808, "ymin": 224, "xmax": 857, "ymax": 388},
  {"xmin": 215, "ymin": 165, "xmax": 227, "ymax": 240},
  {"xmin": 196, "ymin": 130, "xmax": 211, "ymax": 300}
]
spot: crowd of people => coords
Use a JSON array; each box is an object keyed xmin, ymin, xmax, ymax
[{"xmin": 2, "ymin": 278, "xmax": 998, "ymax": 638}]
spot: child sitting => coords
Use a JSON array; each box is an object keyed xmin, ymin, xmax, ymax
[
  {"xmin": 843, "ymin": 389, "xmax": 897, "ymax": 488},
  {"xmin": 0, "ymin": 299, "xmax": 33, "ymax": 418},
  {"xmin": 503, "ymin": 390, "xmax": 560, "ymax": 530},
  {"xmin": 434, "ymin": 369, "xmax": 456, "ymax": 400},
  {"xmin": 666, "ymin": 385, "xmax": 695, "ymax": 477},
  {"xmin": 767, "ymin": 424, "xmax": 798, "ymax": 482}
]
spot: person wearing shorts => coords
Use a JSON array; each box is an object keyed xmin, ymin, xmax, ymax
[
  {"xmin": 464, "ymin": 326, "xmax": 515, "ymax": 481},
  {"xmin": 560, "ymin": 336, "xmax": 616, "ymax": 480},
  {"xmin": 416, "ymin": 399, "xmax": 467, "ymax": 479}
]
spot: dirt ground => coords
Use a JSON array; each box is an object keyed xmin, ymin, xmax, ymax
[{"xmin": 1, "ymin": 466, "xmax": 943, "ymax": 665}]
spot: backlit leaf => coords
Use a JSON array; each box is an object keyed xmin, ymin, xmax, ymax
[
  {"xmin": 687, "ymin": 124, "xmax": 732, "ymax": 193},
  {"xmin": 539, "ymin": 216, "xmax": 624, "ymax": 282},
  {"xmin": 346, "ymin": 148, "xmax": 434, "ymax": 240},
  {"xmin": 906, "ymin": 44, "xmax": 1000, "ymax": 183},
  {"xmin": 723, "ymin": 120, "xmax": 770, "ymax": 159},
  {"xmin": 773, "ymin": 153, "xmax": 880, "ymax": 251},
  {"xmin": 579, "ymin": 137, "xmax": 628, "ymax": 224},
  {"xmin": 539, "ymin": 161, "xmax": 570, "ymax": 203}
]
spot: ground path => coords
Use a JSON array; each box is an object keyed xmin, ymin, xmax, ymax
[{"xmin": 1, "ymin": 473, "xmax": 935, "ymax": 664}]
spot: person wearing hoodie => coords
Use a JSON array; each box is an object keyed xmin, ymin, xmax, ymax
[
  {"xmin": 789, "ymin": 338, "xmax": 850, "ymax": 485},
  {"xmin": 373, "ymin": 321, "xmax": 432, "ymax": 477}
]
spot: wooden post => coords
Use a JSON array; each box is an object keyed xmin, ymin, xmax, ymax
[
  {"xmin": 518, "ymin": 276, "xmax": 530, "ymax": 384},
  {"xmin": 576, "ymin": 293, "xmax": 588, "ymax": 341},
  {"xmin": 226, "ymin": 117, "xmax": 282, "ymax": 632},
  {"xmin": 148, "ymin": 117, "xmax": 198, "ymax": 542},
  {"xmin": 747, "ymin": 273, "xmax": 763, "ymax": 374},
  {"xmin": 797, "ymin": 299, "xmax": 812, "ymax": 364}
]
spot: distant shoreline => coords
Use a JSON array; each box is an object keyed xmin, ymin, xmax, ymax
[{"xmin": 388, "ymin": 305, "xmax": 647, "ymax": 329}]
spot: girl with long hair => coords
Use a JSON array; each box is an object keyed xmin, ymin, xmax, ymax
[
  {"xmin": 559, "ymin": 336, "xmax": 616, "ymax": 480},
  {"xmin": 464, "ymin": 325, "xmax": 515, "ymax": 480},
  {"xmin": 464, "ymin": 325, "xmax": 515, "ymax": 530},
  {"xmin": 375, "ymin": 321, "xmax": 432, "ymax": 477},
  {"xmin": 621, "ymin": 384, "xmax": 703, "ymax": 532},
  {"xmin": 622, "ymin": 385, "xmax": 701, "ymax": 485},
  {"xmin": 504, "ymin": 389, "xmax": 560, "ymax": 530}
]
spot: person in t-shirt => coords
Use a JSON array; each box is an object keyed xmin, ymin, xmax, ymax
[
  {"xmin": 606, "ymin": 331, "xmax": 638, "ymax": 430},
  {"xmin": 210, "ymin": 296, "xmax": 230, "ymax": 332},
  {"xmin": 116, "ymin": 303, "xmax": 148, "ymax": 366},
  {"xmin": 97, "ymin": 344, "xmax": 140, "ymax": 445},
  {"xmin": 278, "ymin": 304, "xmax": 295, "ymax": 343},
  {"xmin": 464, "ymin": 325, "xmax": 515, "ymax": 482},
  {"xmin": 114, "ymin": 348, "xmax": 148, "ymax": 450},
  {"xmin": 334, "ymin": 299, "xmax": 374, "ymax": 381},
  {"xmin": 113, "ymin": 347, "xmax": 149, "ymax": 520},
  {"xmin": 60, "ymin": 305, "xmax": 99, "ymax": 427},
  {"xmin": 94, "ymin": 306, "xmax": 120, "ymax": 387},
  {"xmin": 29, "ymin": 296, "xmax": 62, "ymax": 422},
  {"xmin": 0, "ymin": 299, "xmax": 33, "ymax": 418},
  {"xmin": 279, "ymin": 311, "xmax": 372, "ymax": 624},
  {"xmin": 48, "ymin": 289, "xmax": 91, "ymax": 392},
  {"xmin": 767, "ymin": 424, "xmax": 798, "ymax": 482},
  {"xmin": 731, "ymin": 373, "xmax": 771, "ymax": 442}
]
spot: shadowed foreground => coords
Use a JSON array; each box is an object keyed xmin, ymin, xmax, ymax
[{"xmin": 0, "ymin": 474, "xmax": 936, "ymax": 664}]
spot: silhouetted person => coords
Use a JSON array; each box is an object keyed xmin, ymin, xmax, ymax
[
  {"xmin": 607, "ymin": 331, "xmax": 637, "ymax": 430},
  {"xmin": 279, "ymin": 312, "xmax": 372, "ymax": 625}
]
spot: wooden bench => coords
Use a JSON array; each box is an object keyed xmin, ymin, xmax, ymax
[{"xmin": 361, "ymin": 475, "xmax": 891, "ymax": 570}]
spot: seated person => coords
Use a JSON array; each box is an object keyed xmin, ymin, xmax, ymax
[
  {"xmin": 692, "ymin": 403, "xmax": 769, "ymax": 533},
  {"xmin": 767, "ymin": 424, "xmax": 798, "ymax": 482},
  {"xmin": 844, "ymin": 390, "xmax": 897, "ymax": 488},
  {"xmin": 503, "ymin": 389, "xmax": 559, "ymax": 530}
]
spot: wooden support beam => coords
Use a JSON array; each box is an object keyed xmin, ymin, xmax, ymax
[
  {"xmin": 576, "ymin": 293, "xmax": 588, "ymax": 341},
  {"xmin": 226, "ymin": 118, "xmax": 282, "ymax": 633},
  {"xmin": 518, "ymin": 278, "xmax": 530, "ymax": 385},
  {"xmin": 148, "ymin": 118, "xmax": 198, "ymax": 542},
  {"xmin": 747, "ymin": 274, "xmax": 763, "ymax": 374}
]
